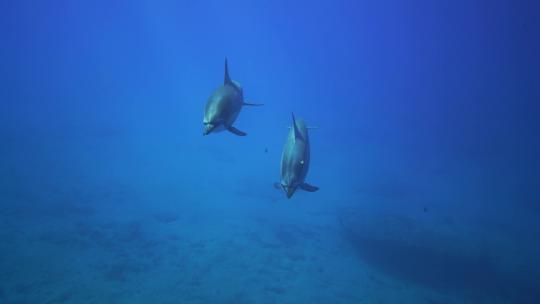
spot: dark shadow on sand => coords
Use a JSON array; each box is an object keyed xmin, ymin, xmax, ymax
[{"xmin": 339, "ymin": 210, "xmax": 540, "ymax": 303}]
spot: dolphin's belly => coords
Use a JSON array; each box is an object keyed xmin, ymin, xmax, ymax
[
  {"xmin": 225, "ymin": 104, "xmax": 242, "ymax": 125},
  {"xmin": 204, "ymin": 86, "xmax": 243, "ymax": 126},
  {"xmin": 280, "ymin": 131, "xmax": 309, "ymax": 182},
  {"xmin": 212, "ymin": 124, "xmax": 226, "ymax": 132}
]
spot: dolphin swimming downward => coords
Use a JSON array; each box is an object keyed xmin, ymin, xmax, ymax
[
  {"xmin": 277, "ymin": 113, "xmax": 319, "ymax": 199},
  {"xmin": 203, "ymin": 59, "xmax": 262, "ymax": 136}
]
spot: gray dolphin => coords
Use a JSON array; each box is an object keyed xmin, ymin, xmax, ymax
[
  {"xmin": 203, "ymin": 59, "xmax": 262, "ymax": 136},
  {"xmin": 277, "ymin": 113, "xmax": 319, "ymax": 198}
]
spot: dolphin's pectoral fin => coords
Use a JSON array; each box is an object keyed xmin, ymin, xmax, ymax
[
  {"xmin": 243, "ymin": 102, "xmax": 264, "ymax": 106},
  {"xmin": 273, "ymin": 182, "xmax": 282, "ymax": 190},
  {"xmin": 300, "ymin": 183, "xmax": 319, "ymax": 192},
  {"xmin": 227, "ymin": 125, "xmax": 247, "ymax": 136},
  {"xmin": 287, "ymin": 126, "xmax": 318, "ymax": 130}
]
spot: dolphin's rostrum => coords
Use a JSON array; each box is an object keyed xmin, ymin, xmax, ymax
[
  {"xmin": 203, "ymin": 59, "xmax": 262, "ymax": 136},
  {"xmin": 278, "ymin": 113, "xmax": 319, "ymax": 198}
]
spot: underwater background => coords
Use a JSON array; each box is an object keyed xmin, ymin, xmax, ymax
[{"xmin": 1, "ymin": 0, "xmax": 539, "ymax": 303}]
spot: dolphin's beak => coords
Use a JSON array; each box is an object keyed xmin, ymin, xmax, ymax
[
  {"xmin": 203, "ymin": 124, "xmax": 214, "ymax": 136},
  {"xmin": 286, "ymin": 186, "xmax": 295, "ymax": 199}
]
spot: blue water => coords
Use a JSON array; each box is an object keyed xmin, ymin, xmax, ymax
[{"xmin": 1, "ymin": 1, "xmax": 539, "ymax": 303}]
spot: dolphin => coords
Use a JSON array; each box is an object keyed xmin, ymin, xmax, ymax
[
  {"xmin": 277, "ymin": 113, "xmax": 319, "ymax": 198},
  {"xmin": 203, "ymin": 59, "xmax": 262, "ymax": 136}
]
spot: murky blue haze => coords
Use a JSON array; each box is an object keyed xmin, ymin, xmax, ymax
[{"xmin": 1, "ymin": 1, "xmax": 539, "ymax": 303}]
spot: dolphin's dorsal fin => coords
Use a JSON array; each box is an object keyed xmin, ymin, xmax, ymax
[
  {"xmin": 291, "ymin": 113, "xmax": 303, "ymax": 141},
  {"xmin": 224, "ymin": 58, "xmax": 233, "ymax": 86}
]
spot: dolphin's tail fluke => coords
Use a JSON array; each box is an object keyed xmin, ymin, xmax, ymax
[{"xmin": 224, "ymin": 58, "xmax": 233, "ymax": 86}]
